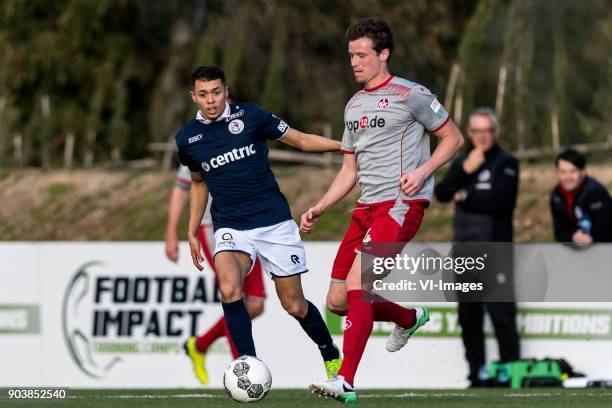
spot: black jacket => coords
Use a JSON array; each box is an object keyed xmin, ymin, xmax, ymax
[
  {"xmin": 549, "ymin": 176, "xmax": 612, "ymax": 242},
  {"xmin": 435, "ymin": 144, "xmax": 519, "ymax": 242}
]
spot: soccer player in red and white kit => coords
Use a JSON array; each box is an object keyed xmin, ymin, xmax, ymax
[
  {"xmin": 302, "ymin": 18, "xmax": 464, "ymax": 402},
  {"xmin": 165, "ymin": 164, "xmax": 266, "ymax": 384}
]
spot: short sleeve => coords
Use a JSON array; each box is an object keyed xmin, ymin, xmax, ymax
[
  {"xmin": 340, "ymin": 122, "xmax": 355, "ymax": 154},
  {"xmin": 177, "ymin": 149, "xmax": 201, "ymax": 173},
  {"xmin": 408, "ymin": 88, "xmax": 450, "ymax": 132},
  {"xmin": 254, "ymin": 105, "xmax": 290, "ymax": 141},
  {"xmin": 175, "ymin": 165, "xmax": 192, "ymax": 190}
]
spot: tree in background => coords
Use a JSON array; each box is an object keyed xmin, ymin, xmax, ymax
[{"xmin": 0, "ymin": 0, "xmax": 610, "ymax": 167}]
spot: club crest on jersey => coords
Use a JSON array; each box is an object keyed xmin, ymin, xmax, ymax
[
  {"xmin": 362, "ymin": 228, "xmax": 372, "ymax": 243},
  {"xmin": 377, "ymin": 97, "xmax": 389, "ymax": 109},
  {"xmin": 478, "ymin": 169, "xmax": 491, "ymax": 182},
  {"xmin": 228, "ymin": 119, "xmax": 245, "ymax": 135}
]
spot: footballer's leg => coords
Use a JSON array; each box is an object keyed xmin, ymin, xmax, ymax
[
  {"xmin": 253, "ymin": 220, "xmax": 341, "ymax": 378},
  {"xmin": 377, "ymin": 202, "xmax": 430, "ymax": 352},
  {"xmin": 274, "ymin": 273, "xmax": 342, "ymax": 378},
  {"xmin": 326, "ymin": 209, "xmax": 365, "ymax": 316},
  {"xmin": 185, "ymin": 260, "xmax": 266, "ymax": 384},
  {"xmin": 326, "ymin": 280, "xmax": 347, "ymax": 316},
  {"xmin": 215, "ymin": 250, "xmax": 257, "ymax": 356},
  {"xmin": 185, "ymin": 225, "xmax": 225, "ymax": 384},
  {"xmin": 310, "ymin": 256, "xmax": 361, "ymax": 403},
  {"xmin": 242, "ymin": 258, "xmax": 267, "ymax": 321}
]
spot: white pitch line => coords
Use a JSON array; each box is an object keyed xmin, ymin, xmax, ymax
[
  {"xmin": 361, "ymin": 393, "xmax": 476, "ymax": 398},
  {"xmin": 70, "ymin": 393, "xmax": 221, "ymax": 399},
  {"xmin": 361, "ymin": 392, "xmax": 612, "ymax": 399},
  {"xmin": 507, "ymin": 393, "xmax": 612, "ymax": 398},
  {"xmin": 67, "ymin": 391, "xmax": 612, "ymax": 400}
]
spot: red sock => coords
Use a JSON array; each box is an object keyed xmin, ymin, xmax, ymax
[
  {"xmin": 371, "ymin": 296, "xmax": 416, "ymax": 329},
  {"xmin": 196, "ymin": 317, "xmax": 239, "ymax": 358},
  {"xmin": 337, "ymin": 290, "xmax": 373, "ymax": 387}
]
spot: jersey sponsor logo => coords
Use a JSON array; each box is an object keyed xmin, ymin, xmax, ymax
[
  {"xmin": 430, "ymin": 98, "xmax": 441, "ymax": 113},
  {"xmin": 345, "ymin": 115, "xmax": 386, "ymax": 133},
  {"xmin": 216, "ymin": 231, "xmax": 236, "ymax": 249},
  {"xmin": 360, "ymin": 116, "xmax": 368, "ymax": 128},
  {"xmin": 277, "ymin": 120, "xmax": 288, "ymax": 133},
  {"xmin": 377, "ymin": 97, "xmax": 390, "ymax": 109},
  {"xmin": 188, "ymin": 133, "xmax": 203, "ymax": 144},
  {"xmin": 228, "ymin": 119, "xmax": 245, "ymax": 134},
  {"xmin": 225, "ymin": 110, "xmax": 245, "ymax": 121},
  {"xmin": 201, "ymin": 144, "xmax": 257, "ymax": 172}
]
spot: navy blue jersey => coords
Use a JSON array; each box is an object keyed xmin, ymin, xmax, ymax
[{"xmin": 176, "ymin": 103, "xmax": 292, "ymax": 231}]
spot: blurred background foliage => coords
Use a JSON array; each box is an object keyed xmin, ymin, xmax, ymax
[{"xmin": 0, "ymin": 0, "xmax": 610, "ymax": 168}]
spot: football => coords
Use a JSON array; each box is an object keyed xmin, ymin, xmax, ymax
[{"xmin": 223, "ymin": 355, "xmax": 272, "ymax": 402}]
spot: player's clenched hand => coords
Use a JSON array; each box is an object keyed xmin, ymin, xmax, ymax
[
  {"xmin": 300, "ymin": 206, "xmax": 324, "ymax": 233},
  {"xmin": 188, "ymin": 234, "xmax": 204, "ymax": 271},
  {"xmin": 400, "ymin": 168, "xmax": 427, "ymax": 196}
]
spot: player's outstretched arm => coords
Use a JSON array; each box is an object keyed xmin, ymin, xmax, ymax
[
  {"xmin": 165, "ymin": 186, "xmax": 189, "ymax": 262},
  {"xmin": 279, "ymin": 128, "xmax": 341, "ymax": 152},
  {"xmin": 300, "ymin": 153, "xmax": 357, "ymax": 233},
  {"xmin": 401, "ymin": 119, "xmax": 464, "ymax": 196},
  {"xmin": 188, "ymin": 171, "xmax": 209, "ymax": 271}
]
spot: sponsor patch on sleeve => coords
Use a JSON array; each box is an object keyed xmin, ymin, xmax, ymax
[
  {"xmin": 277, "ymin": 120, "xmax": 288, "ymax": 133},
  {"xmin": 430, "ymin": 98, "xmax": 441, "ymax": 113}
]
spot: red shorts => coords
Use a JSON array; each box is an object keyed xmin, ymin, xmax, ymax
[
  {"xmin": 198, "ymin": 225, "xmax": 266, "ymax": 298},
  {"xmin": 331, "ymin": 200, "xmax": 428, "ymax": 281}
]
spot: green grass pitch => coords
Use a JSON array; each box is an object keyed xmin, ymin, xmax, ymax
[{"xmin": 4, "ymin": 389, "xmax": 612, "ymax": 407}]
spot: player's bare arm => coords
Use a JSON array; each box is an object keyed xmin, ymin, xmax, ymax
[
  {"xmin": 300, "ymin": 153, "xmax": 357, "ymax": 233},
  {"xmin": 165, "ymin": 186, "xmax": 189, "ymax": 262},
  {"xmin": 280, "ymin": 128, "xmax": 341, "ymax": 152},
  {"xmin": 401, "ymin": 119, "xmax": 464, "ymax": 196},
  {"xmin": 188, "ymin": 171, "xmax": 209, "ymax": 270}
]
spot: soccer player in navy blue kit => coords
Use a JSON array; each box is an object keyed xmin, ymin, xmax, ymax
[{"xmin": 176, "ymin": 66, "xmax": 342, "ymax": 379}]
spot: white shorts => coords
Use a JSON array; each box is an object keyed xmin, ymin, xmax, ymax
[{"xmin": 213, "ymin": 220, "xmax": 308, "ymax": 278}]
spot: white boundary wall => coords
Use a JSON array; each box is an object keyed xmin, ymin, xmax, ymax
[{"xmin": 1, "ymin": 242, "xmax": 611, "ymax": 388}]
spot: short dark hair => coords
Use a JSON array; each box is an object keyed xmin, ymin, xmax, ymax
[
  {"xmin": 555, "ymin": 147, "xmax": 586, "ymax": 169},
  {"xmin": 346, "ymin": 17, "xmax": 394, "ymax": 60},
  {"xmin": 190, "ymin": 66, "xmax": 225, "ymax": 88}
]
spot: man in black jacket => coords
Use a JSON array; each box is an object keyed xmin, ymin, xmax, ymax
[
  {"xmin": 435, "ymin": 107, "xmax": 520, "ymax": 387},
  {"xmin": 550, "ymin": 148, "xmax": 612, "ymax": 244}
]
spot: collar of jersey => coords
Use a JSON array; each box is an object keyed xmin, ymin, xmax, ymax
[{"xmin": 196, "ymin": 103, "xmax": 230, "ymax": 124}]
